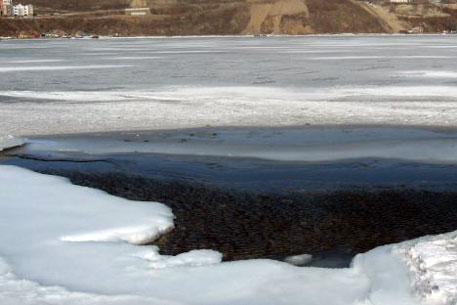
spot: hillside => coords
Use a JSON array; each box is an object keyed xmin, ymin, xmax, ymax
[{"xmin": 1, "ymin": 0, "xmax": 457, "ymax": 37}]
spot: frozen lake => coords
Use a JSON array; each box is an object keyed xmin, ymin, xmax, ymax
[
  {"xmin": 2, "ymin": 36, "xmax": 457, "ymax": 305},
  {"xmin": 2, "ymin": 35, "xmax": 457, "ymax": 137}
]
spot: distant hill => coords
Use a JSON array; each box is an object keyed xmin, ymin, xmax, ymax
[{"xmin": 1, "ymin": 0, "xmax": 457, "ymax": 37}]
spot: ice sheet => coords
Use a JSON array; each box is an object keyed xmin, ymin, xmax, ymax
[
  {"xmin": 18, "ymin": 127, "xmax": 457, "ymax": 164},
  {"xmin": 1, "ymin": 165, "xmax": 456, "ymax": 305},
  {"xmin": 2, "ymin": 85, "xmax": 457, "ymax": 138},
  {"xmin": 2, "ymin": 35, "xmax": 457, "ymax": 137}
]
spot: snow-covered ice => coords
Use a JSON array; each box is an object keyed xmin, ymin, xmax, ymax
[
  {"xmin": 3, "ymin": 85, "xmax": 457, "ymax": 137},
  {"xmin": 0, "ymin": 165, "xmax": 456, "ymax": 305},
  {"xmin": 2, "ymin": 36, "xmax": 457, "ymax": 137}
]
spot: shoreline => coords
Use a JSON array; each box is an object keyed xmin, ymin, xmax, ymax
[{"xmin": 0, "ymin": 33, "xmax": 452, "ymax": 40}]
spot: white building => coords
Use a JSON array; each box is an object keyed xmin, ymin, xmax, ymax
[
  {"xmin": 13, "ymin": 3, "xmax": 33, "ymax": 17},
  {"xmin": 125, "ymin": 7, "xmax": 150, "ymax": 16},
  {"xmin": 390, "ymin": 0, "xmax": 412, "ymax": 3},
  {"xmin": 1, "ymin": 0, "xmax": 13, "ymax": 17}
]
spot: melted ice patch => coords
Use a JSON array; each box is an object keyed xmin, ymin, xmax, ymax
[{"xmin": 19, "ymin": 127, "xmax": 457, "ymax": 164}]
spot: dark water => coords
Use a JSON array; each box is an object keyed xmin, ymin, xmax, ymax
[{"xmin": 3, "ymin": 148, "xmax": 457, "ymax": 268}]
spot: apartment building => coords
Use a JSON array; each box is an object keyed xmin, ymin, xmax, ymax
[
  {"xmin": 13, "ymin": 3, "xmax": 33, "ymax": 17},
  {"xmin": 1, "ymin": 0, "xmax": 34, "ymax": 17}
]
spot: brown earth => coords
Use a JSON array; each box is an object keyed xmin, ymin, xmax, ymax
[{"xmin": 1, "ymin": 0, "xmax": 457, "ymax": 37}]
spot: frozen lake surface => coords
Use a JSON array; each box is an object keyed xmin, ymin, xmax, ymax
[
  {"xmin": 2, "ymin": 35, "xmax": 457, "ymax": 138},
  {"xmin": 2, "ymin": 35, "xmax": 457, "ymax": 305}
]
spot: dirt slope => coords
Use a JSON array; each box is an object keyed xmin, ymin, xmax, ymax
[
  {"xmin": 244, "ymin": 0, "xmax": 310, "ymax": 34},
  {"xmin": 1, "ymin": 0, "xmax": 457, "ymax": 37}
]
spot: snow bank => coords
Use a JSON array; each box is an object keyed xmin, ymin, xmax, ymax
[
  {"xmin": 0, "ymin": 257, "xmax": 183, "ymax": 305},
  {"xmin": 2, "ymin": 165, "xmax": 457, "ymax": 305},
  {"xmin": 400, "ymin": 232, "xmax": 457, "ymax": 305}
]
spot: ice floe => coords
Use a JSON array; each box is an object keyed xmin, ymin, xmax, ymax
[{"xmin": 0, "ymin": 135, "xmax": 24, "ymax": 152}]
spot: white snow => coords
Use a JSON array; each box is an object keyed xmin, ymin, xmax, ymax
[
  {"xmin": 3, "ymin": 85, "xmax": 457, "ymax": 102},
  {"xmin": 400, "ymin": 232, "xmax": 457, "ymax": 305},
  {"xmin": 398, "ymin": 71, "xmax": 457, "ymax": 78},
  {"xmin": 284, "ymin": 254, "xmax": 313, "ymax": 266},
  {"xmin": 0, "ymin": 257, "xmax": 183, "ymax": 305},
  {"xmin": 3, "ymin": 85, "xmax": 457, "ymax": 138},
  {"xmin": 137, "ymin": 247, "xmax": 223, "ymax": 269},
  {"xmin": 1, "ymin": 165, "xmax": 457, "ymax": 305}
]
